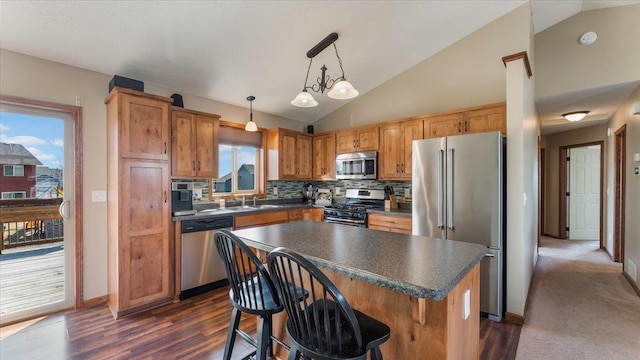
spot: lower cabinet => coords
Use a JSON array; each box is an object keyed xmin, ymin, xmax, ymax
[
  {"xmin": 367, "ymin": 214, "xmax": 412, "ymax": 234},
  {"xmin": 234, "ymin": 210, "xmax": 289, "ymax": 229}
]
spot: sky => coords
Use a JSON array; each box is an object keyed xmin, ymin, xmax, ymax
[
  {"xmin": 219, "ymin": 144, "xmax": 256, "ymax": 178},
  {"xmin": 0, "ymin": 112, "xmax": 64, "ymax": 169}
]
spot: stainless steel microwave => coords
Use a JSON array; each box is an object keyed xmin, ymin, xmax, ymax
[{"xmin": 335, "ymin": 151, "xmax": 377, "ymax": 180}]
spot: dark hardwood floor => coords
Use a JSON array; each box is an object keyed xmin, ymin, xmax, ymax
[{"xmin": 0, "ymin": 286, "xmax": 520, "ymax": 359}]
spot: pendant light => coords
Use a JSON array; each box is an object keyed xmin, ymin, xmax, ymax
[{"xmin": 245, "ymin": 96, "xmax": 258, "ymax": 132}]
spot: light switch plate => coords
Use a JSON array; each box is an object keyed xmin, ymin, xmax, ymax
[
  {"xmin": 273, "ymin": 187, "xmax": 278, "ymax": 195},
  {"xmin": 92, "ymin": 190, "xmax": 107, "ymax": 202}
]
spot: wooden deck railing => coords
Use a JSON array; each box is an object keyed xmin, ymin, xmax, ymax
[{"xmin": 0, "ymin": 198, "xmax": 64, "ymax": 253}]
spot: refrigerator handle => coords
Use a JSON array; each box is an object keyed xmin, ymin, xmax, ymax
[
  {"xmin": 447, "ymin": 148, "xmax": 455, "ymax": 230},
  {"xmin": 438, "ymin": 150, "xmax": 444, "ymax": 229}
]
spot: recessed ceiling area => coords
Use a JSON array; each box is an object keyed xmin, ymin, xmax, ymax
[{"xmin": 0, "ymin": 1, "xmax": 638, "ymax": 129}]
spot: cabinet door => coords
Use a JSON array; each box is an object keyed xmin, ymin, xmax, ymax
[
  {"xmin": 464, "ymin": 105, "xmax": 506, "ymax": 135},
  {"xmin": 312, "ymin": 208, "xmax": 325, "ymax": 222},
  {"xmin": 121, "ymin": 93, "xmax": 170, "ymax": 160},
  {"xmin": 336, "ymin": 129, "xmax": 357, "ymax": 153},
  {"xmin": 312, "ymin": 136, "xmax": 326, "ymax": 179},
  {"xmin": 279, "ymin": 131, "xmax": 298, "ymax": 179},
  {"xmin": 379, "ymin": 123, "xmax": 402, "ymax": 179},
  {"xmin": 323, "ymin": 133, "xmax": 336, "ymax": 179},
  {"xmin": 195, "ymin": 115, "xmax": 219, "ymax": 178},
  {"xmin": 400, "ymin": 119, "xmax": 423, "ymax": 179},
  {"xmin": 297, "ymin": 134, "xmax": 312, "ymax": 179},
  {"xmin": 356, "ymin": 126, "xmax": 379, "ymax": 151},
  {"xmin": 121, "ymin": 159, "xmax": 171, "ymax": 309},
  {"xmin": 171, "ymin": 111, "xmax": 196, "ymax": 177},
  {"xmin": 424, "ymin": 113, "xmax": 463, "ymax": 139}
]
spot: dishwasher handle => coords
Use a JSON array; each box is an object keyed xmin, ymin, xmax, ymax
[{"xmin": 181, "ymin": 216, "xmax": 234, "ymax": 233}]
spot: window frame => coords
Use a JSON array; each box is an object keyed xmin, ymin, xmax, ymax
[
  {"xmin": 3, "ymin": 165, "xmax": 25, "ymax": 177},
  {"xmin": 1, "ymin": 191, "xmax": 27, "ymax": 199},
  {"xmin": 212, "ymin": 121, "xmax": 266, "ymax": 199}
]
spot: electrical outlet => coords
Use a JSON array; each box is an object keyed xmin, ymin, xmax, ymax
[
  {"xmin": 273, "ymin": 187, "xmax": 278, "ymax": 195},
  {"xmin": 463, "ymin": 289, "xmax": 470, "ymax": 320},
  {"xmin": 404, "ymin": 188, "xmax": 411, "ymax": 198},
  {"xmin": 75, "ymin": 96, "xmax": 81, "ymax": 106},
  {"xmin": 335, "ymin": 187, "xmax": 341, "ymax": 195}
]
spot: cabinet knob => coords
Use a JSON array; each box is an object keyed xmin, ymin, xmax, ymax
[
  {"xmin": 192, "ymin": 161, "xmax": 196, "ymax": 171},
  {"xmin": 396, "ymin": 164, "xmax": 400, "ymax": 173},
  {"xmin": 164, "ymin": 141, "xmax": 167, "ymax": 154},
  {"xmin": 197, "ymin": 161, "xmax": 201, "ymax": 171}
]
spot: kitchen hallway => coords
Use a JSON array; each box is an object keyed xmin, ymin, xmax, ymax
[{"xmin": 516, "ymin": 236, "xmax": 640, "ymax": 359}]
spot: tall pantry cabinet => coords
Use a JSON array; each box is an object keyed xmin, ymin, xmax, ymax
[{"xmin": 106, "ymin": 88, "xmax": 173, "ymax": 318}]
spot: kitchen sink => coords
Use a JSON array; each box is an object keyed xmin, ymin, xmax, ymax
[
  {"xmin": 224, "ymin": 206, "xmax": 255, "ymax": 211},
  {"xmin": 254, "ymin": 204, "xmax": 281, "ymax": 209}
]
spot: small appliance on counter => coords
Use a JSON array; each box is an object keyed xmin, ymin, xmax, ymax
[
  {"xmin": 315, "ymin": 188, "xmax": 333, "ymax": 206},
  {"xmin": 303, "ymin": 183, "xmax": 315, "ymax": 204},
  {"xmin": 172, "ymin": 182, "xmax": 196, "ymax": 216}
]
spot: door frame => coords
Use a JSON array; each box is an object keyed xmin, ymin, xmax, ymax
[
  {"xmin": 558, "ymin": 140, "xmax": 604, "ymax": 247},
  {"xmin": 613, "ymin": 125, "xmax": 626, "ymax": 263},
  {"xmin": 0, "ymin": 95, "xmax": 84, "ymax": 309},
  {"xmin": 539, "ymin": 147, "xmax": 545, "ymax": 244}
]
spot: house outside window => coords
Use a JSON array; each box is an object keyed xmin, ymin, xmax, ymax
[
  {"xmin": 214, "ymin": 145, "xmax": 258, "ymax": 194},
  {"xmin": 1, "ymin": 191, "xmax": 26, "ymax": 199},
  {"xmin": 4, "ymin": 164, "xmax": 24, "ymax": 177},
  {"xmin": 213, "ymin": 123, "xmax": 264, "ymax": 197}
]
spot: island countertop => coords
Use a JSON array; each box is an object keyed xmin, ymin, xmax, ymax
[{"xmin": 231, "ymin": 221, "xmax": 486, "ymax": 301}]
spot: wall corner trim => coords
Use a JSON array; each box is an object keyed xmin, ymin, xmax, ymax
[{"xmin": 502, "ymin": 51, "xmax": 533, "ymax": 78}]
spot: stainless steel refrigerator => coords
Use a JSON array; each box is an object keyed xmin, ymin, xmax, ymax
[{"xmin": 412, "ymin": 131, "xmax": 503, "ymax": 321}]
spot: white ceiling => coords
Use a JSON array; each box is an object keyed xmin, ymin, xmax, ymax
[{"xmin": 1, "ymin": 1, "xmax": 638, "ymax": 132}]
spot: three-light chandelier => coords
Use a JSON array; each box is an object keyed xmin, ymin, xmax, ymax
[{"xmin": 291, "ymin": 32, "xmax": 359, "ymax": 107}]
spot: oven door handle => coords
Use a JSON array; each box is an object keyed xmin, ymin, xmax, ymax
[{"xmin": 324, "ymin": 217, "xmax": 365, "ymax": 225}]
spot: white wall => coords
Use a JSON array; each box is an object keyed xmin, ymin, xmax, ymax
[
  {"xmin": 605, "ymin": 85, "xmax": 640, "ymax": 288},
  {"xmin": 0, "ymin": 49, "xmax": 307, "ymax": 300}
]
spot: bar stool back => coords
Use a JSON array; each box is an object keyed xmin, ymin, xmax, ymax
[
  {"xmin": 215, "ymin": 229, "xmax": 282, "ymax": 360},
  {"xmin": 268, "ymin": 247, "xmax": 391, "ymax": 360}
]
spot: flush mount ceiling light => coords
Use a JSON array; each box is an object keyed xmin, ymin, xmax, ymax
[
  {"xmin": 245, "ymin": 96, "xmax": 258, "ymax": 132},
  {"xmin": 291, "ymin": 32, "xmax": 359, "ymax": 108},
  {"xmin": 562, "ymin": 110, "xmax": 590, "ymax": 122}
]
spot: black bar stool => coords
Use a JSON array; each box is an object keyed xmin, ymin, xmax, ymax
[
  {"xmin": 268, "ymin": 247, "xmax": 391, "ymax": 360},
  {"xmin": 214, "ymin": 229, "xmax": 284, "ymax": 360}
]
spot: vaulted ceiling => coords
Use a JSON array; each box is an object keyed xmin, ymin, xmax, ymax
[{"xmin": 1, "ymin": 1, "xmax": 637, "ymax": 132}]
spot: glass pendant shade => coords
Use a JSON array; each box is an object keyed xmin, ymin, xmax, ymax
[
  {"xmin": 291, "ymin": 91, "xmax": 318, "ymax": 107},
  {"xmin": 245, "ymin": 119, "xmax": 257, "ymax": 132},
  {"xmin": 327, "ymin": 80, "xmax": 359, "ymax": 100},
  {"xmin": 562, "ymin": 111, "xmax": 589, "ymax": 122}
]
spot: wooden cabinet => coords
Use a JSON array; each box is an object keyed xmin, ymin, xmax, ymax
[
  {"xmin": 424, "ymin": 103, "xmax": 506, "ymax": 139},
  {"xmin": 288, "ymin": 209, "xmax": 302, "ymax": 221},
  {"xmin": 312, "ymin": 132, "xmax": 336, "ymax": 180},
  {"xmin": 379, "ymin": 119, "xmax": 423, "ymax": 180},
  {"xmin": 171, "ymin": 109, "xmax": 220, "ymax": 178},
  {"xmin": 302, "ymin": 207, "xmax": 325, "ymax": 222},
  {"xmin": 267, "ymin": 129, "xmax": 312, "ymax": 180},
  {"xmin": 464, "ymin": 105, "xmax": 506, "ymax": 135},
  {"xmin": 336, "ymin": 125, "xmax": 379, "ymax": 154},
  {"xmin": 367, "ymin": 213, "xmax": 412, "ymax": 234},
  {"xmin": 234, "ymin": 210, "xmax": 289, "ymax": 229},
  {"xmin": 106, "ymin": 88, "xmax": 173, "ymax": 318}
]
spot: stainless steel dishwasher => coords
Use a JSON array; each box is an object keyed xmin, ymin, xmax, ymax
[{"xmin": 180, "ymin": 216, "xmax": 234, "ymax": 300}]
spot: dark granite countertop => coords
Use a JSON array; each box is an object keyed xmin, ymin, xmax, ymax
[
  {"xmin": 172, "ymin": 203, "xmax": 323, "ymax": 221},
  {"xmin": 366, "ymin": 207, "xmax": 412, "ymax": 217},
  {"xmin": 232, "ymin": 221, "xmax": 486, "ymax": 301}
]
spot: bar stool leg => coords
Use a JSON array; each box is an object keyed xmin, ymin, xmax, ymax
[
  {"xmin": 370, "ymin": 346, "xmax": 383, "ymax": 360},
  {"xmin": 287, "ymin": 346, "xmax": 299, "ymax": 360},
  {"xmin": 223, "ymin": 307, "xmax": 242, "ymax": 360},
  {"xmin": 256, "ymin": 316, "xmax": 270, "ymax": 360}
]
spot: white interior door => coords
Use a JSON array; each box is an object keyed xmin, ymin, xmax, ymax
[{"xmin": 568, "ymin": 146, "xmax": 600, "ymax": 240}]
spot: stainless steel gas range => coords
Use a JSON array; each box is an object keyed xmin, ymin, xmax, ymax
[{"xmin": 323, "ymin": 189, "xmax": 386, "ymax": 227}]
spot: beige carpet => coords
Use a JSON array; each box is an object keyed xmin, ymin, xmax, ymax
[{"xmin": 516, "ymin": 237, "xmax": 640, "ymax": 359}]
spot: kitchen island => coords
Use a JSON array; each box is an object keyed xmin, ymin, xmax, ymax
[{"xmin": 232, "ymin": 221, "xmax": 486, "ymax": 359}]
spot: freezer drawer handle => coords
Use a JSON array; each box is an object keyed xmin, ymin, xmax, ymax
[{"xmin": 485, "ymin": 253, "xmax": 495, "ymax": 258}]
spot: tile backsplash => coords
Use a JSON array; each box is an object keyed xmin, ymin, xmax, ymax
[{"xmin": 181, "ymin": 179, "xmax": 411, "ymax": 205}]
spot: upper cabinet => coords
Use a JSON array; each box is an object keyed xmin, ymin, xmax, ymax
[
  {"xmin": 379, "ymin": 119, "xmax": 423, "ymax": 180},
  {"xmin": 267, "ymin": 128, "xmax": 312, "ymax": 180},
  {"xmin": 171, "ymin": 109, "xmax": 220, "ymax": 178},
  {"xmin": 118, "ymin": 91, "xmax": 170, "ymax": 160},
  {"xmin": 424, "ymin": 103, "xmax": 506, "ymax": 139},
  {"xmin": 336, "ymin": 125, "xmax": 379, "ymax": 154},
  {"xmin": 312, "ymin": 132, "xmax": 336, "ymax": 180}
]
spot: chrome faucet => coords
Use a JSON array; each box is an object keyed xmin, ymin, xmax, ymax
[
  {"xmin": 241, "ymin": 194, "xmax": 246, "ymax": 207},
  {"xmin": 253, "ymin": 196, "xmax": 257, "ymax": 206}
]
